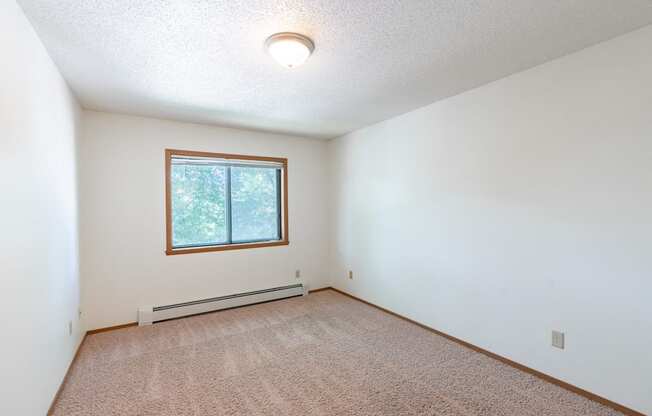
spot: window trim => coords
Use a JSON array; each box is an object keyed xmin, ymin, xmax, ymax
[{"xmin": 165, "ymin": 149, "xmax": 289, "ymax": 255}]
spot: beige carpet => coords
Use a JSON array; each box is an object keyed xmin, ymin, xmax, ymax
[{"xmin": 53, "ymin": 290, "xmax": 622, "ymax": 415}]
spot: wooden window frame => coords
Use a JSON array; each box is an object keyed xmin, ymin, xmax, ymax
[{"xmin": 165, "ymin": 149, "xmax": 289, "ymax": 255}]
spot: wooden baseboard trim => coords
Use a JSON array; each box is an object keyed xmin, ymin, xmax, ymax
[
  {"xmin": 87, "ymin": 322, "xmax": 138, "ymax": 335},
  {"xmin": 47, "ymin": 333, "xmax": 87, "ymax": 416},
  {"xmin": 328, "ymin": 287, "xmax": 645, "ymax": 416},
  {"xmin": 308, "ymin": 286, "xmax": 331, "ymax": 294}
]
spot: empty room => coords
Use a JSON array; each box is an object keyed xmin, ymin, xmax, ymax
[{"xmin": 2, "ymin": 0, "xmax": 651, "ymax": 415}]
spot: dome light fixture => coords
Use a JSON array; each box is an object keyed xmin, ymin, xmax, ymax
[{"xmin": 265, "ymin": 32, "xmax": 314, "ymax": 69}]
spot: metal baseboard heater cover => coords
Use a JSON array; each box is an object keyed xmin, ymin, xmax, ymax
[{"xmin": 138, "ymin": 284, "xmax": 306, "ymax": 326}]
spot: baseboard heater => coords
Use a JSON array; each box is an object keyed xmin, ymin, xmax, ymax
[{"xmin": 138, "ymin": 284, "xmax": 306, "ymax": 326}]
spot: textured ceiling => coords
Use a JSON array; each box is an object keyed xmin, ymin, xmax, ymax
[{"xmin": 17, "ymin": 0, "xmax": 652, "ymax": 139}]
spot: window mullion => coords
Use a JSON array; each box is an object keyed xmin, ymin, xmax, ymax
[{"xmin": 226, "ymin": 166, "xmax": 232, "ymax": 244}]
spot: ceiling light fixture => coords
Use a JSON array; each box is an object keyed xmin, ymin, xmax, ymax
[{"xmin": 265, "ymin": 32, "xmax": 314, "ymax": 69}]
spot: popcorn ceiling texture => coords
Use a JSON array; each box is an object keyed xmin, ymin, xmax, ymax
[
  {"xmin": 16, "ymin": 0, "xmax": 652, "ymax": 139},
  {"xmin": 52, "ymin": 290, "xmax": 623, "ymax": 415}
]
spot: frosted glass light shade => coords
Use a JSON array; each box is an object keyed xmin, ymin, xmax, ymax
[{"xmin": 265, "ymin": 33, "xmax": 314, "ymax": 69}]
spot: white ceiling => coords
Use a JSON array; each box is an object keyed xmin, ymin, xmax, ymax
[{"xmin": 18, "ymin": 1, "xmax": 652, "ymax": 139}]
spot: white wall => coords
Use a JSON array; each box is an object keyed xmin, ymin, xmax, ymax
[
  {"xmin": 0, "ymin": 2, "xmax": 83, "ymax": 415},
  {"xmin": 80, "ymin": 111, "xmax": 330, "ymax": 330},
  {"xmin": 328, "ymin": 25, "xmax": 652, "ymax": 414}
]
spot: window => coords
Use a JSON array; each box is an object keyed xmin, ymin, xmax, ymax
[{"xmin": 165, "ymin": 149, "xmax": 288, "ymax": 254}]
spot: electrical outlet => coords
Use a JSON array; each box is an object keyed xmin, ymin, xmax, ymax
[
  {"xmin": 348, "ymin": 270, "xmax": 353, "ymax": 280},
  {"xmin": 295, "ymin": 269, "xmax": 301, "ymax": 279},
  {"xmin": 68, "ymin": 320, "xmax": 73, "ymax": 336},
  {"xmin": 552, "ymin": 330, "xmax": 564, "ymax": 349}
]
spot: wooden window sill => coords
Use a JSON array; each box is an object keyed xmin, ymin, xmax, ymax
[{"xmin": 166, "ymin": 240, "xmax": 289, "ymax": 255}]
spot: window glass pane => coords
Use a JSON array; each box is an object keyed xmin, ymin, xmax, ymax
[
  {"xmin": 231, "ymin": 166, "xmax": 280, "ymax": 242},
  {"xmin": 171, "ymin": 163, "xmax": 227, "ymax": 247}
]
